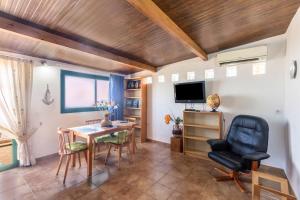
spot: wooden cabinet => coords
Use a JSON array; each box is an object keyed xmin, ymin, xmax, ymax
[
  {"xmin": 124, "ymin": 78, "xmax": 147, "ymax": 142},
  {"xmin": 183, "ymin": 111, "xmax": 222, "ymax": 160}
]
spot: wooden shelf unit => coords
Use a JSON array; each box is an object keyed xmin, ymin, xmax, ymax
[
  {"xmin": 183, "ymin": 111, "xmax": 222, "ymax": 160},
  {"xmin": 124, "ymin": 78, "xmax": 147, "ymax": 142},
  {"xmin": 124, "ymin": 115, "xmax": 141, "ymax": 119}
]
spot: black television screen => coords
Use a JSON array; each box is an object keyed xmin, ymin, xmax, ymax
[{"xmin": 174, "ymin": 81, "xmax": 206, "ymax": 103}]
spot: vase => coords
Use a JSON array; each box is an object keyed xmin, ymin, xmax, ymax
[{"xmin": 172, "ymin": 124, "xmax": 182, "ymax": 137}]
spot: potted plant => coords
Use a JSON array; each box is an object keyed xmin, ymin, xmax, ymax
[{"xmin": 164, "ymin": 114, "xmax": 183, "ymax": 137}]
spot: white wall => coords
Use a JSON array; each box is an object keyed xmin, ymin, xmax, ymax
[
  {"xmin": 144, "ymin": 36, "xmax": 287, "ymax": 169},
  {"xmin": 284, "ymin": 8, "xmax": 300, "ymax": 198},
  {"xmin": 29, "ymin": 61, "xmax": 112, "ymax": 158}
]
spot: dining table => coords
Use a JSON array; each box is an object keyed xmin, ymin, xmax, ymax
[{"xmin": 68, "ymin": 120, "xmax": 137, "ymax": 177}]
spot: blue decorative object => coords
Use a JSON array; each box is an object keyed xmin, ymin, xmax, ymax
[{"xmin": 109, "ymin": 75, "xmax": 124, "ymax": 120}]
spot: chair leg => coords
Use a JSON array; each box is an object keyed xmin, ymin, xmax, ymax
[
  {"xmin": 63, "ymin": 155, "xmax": 71, "ymax": 184},
  {"xmin": 215, "ymin": 176, "xmax": 234, "ymax": 182},
  {"xmin": 56, "ymin": 155, "xmax": 64, "ymax": 175},
  {"xmin": 134, "ymin": 137, "xmax": 138, "ymax": 151},
  {"xmin": 214, "ymin": 167, "xmax": 229, "ymax": 176},
  {"xmin": 105, "ymin": 144, "xmax": 112, "ymax": 165},
  {"xmin": 72, "ymin": 154, "xmax": 76, "ymax": 167},
  {"xmin": 212, "ymin": 167, "xmax": 246, "ymax": 193},
  {"xmin": 234, "ymin": 175, "xmax": 246, "ymax": 193},
  {"xmin": 93, "ymin": 142, "xmax": 97, "ymax": 160},
  {"xmin": 127, "ymin": 143, "xmax": 132, "ymax": 162},
  {"xmin": 118, "ymin": 145, "xmax": 122, "ymax": 168},
  {"xmin": 84, "ymin": 151, "xmax": 87, "ymax": 163},
  {"xmin": 78, "ymin": 152, "xmax": 81, "ymax": 167}
]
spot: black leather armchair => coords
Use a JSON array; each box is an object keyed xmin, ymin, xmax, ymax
[{"xmin": 207, "ymin": 115, "xmax": 270, "ymax": 192}]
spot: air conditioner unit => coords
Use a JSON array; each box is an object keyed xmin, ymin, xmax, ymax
[{"xmin": 216, "ymin": 46, "xmax": 267, "ymax": 66}]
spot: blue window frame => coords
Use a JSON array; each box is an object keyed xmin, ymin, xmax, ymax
[{"xmin": 60, "ymin": 70, "xmax": 109, "ymax": 113}]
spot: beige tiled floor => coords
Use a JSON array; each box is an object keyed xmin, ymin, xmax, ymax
[{"xmin": 0, "ymin": 141, "xmax": 284, "ymax": 200}]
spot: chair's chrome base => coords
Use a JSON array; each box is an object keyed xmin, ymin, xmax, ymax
[{"xmin": 213, "ymin": 167, "xmax": 246, "ymax": 193}]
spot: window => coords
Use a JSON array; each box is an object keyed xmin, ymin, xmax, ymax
[
  {"xmin": 226, "ymin": 66, "xmax": 237, "ymax": 77},
  {"xmin": 145, "ymin": 77, "xmax": 152, "ymax": 84},
  {"xmin": 171, "ymin": 73, "xmax": 179, "ymax": 82},
  {"xmin": 158, "ymin": 75, "xmax": 165, "ymax": 83},
  {"xmin": 205, "ymin": 69, "xmax": 214, "ymax": 79},
  {"xmin": 253, "ymin": 62, "xmax": 266, "ymax": 75},
  {"xmin": 61, "ymin": 70, "xmax": 109, "ymax": 113},
  {"xmin": 187, "ymin": 71, "xmax": 195, "ymax": 80}
]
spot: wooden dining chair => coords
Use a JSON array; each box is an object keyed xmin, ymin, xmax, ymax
[
  {"xmin": 125, "ymin": 117, "xmax": 138, "ymax": 151},
  {"xmin": 56, "ymin": 128, "xmax": 88, "ymax": 184},
  {"xmin": 85, "ymin": 119, "xmax": 110, "ymax": 159},
  {"xmin": 104, "ymin": 128, "xmax": 134, "ymax": 168}
]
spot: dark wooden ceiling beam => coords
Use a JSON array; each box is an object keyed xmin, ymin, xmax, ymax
[
  {"xmin": 0, "ymin": 11, "xmax": 156, "ymax": 72},
  {"xmin": 127, "ymin": 0, "xmax": 208, "ymax": 61}
]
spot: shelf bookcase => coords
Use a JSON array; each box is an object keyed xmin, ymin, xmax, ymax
[
  {"xmin": 124, "ymin": 77, "xmax": 147, "ymax": 142},
  {"xmin": 183, "ymin": 111, "xmax": 222, "ymax": 160}
]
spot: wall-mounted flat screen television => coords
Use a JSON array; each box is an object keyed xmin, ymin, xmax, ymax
[{"xmin": 174, "ymin": 81, "xmax": 206, "ymax": 103}]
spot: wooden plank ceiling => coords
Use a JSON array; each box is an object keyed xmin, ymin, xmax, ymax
[{"xmin": 0, "ymin": 0, "xmax": 299, "ymax": 74}]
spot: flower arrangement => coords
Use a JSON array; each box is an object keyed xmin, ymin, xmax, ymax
[
  {"xmin": 95, "ymin": 101, "xmax": 120, "ymax": 120},
  {"xmin": 96, "ymin": 101, "xmax": 119, "ymax": 112},
  {"xmin": 164, "ymin": 114, "xmax": 183, "ymax": 125},
  {"xmin": 164, "ymin": 114, "xmax": 183, "ymax": 137}
]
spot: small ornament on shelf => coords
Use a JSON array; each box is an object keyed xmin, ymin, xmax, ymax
[
  {"xmin": 127, "ymin": 80, "xmax": 141, "ymax": 89},
  {"xmin": 207, "ymin": 94, "xmax": 221, "ymax": 112}
]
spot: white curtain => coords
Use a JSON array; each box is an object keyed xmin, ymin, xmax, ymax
[{"xmin": 0, "ymin": 56, "xmax": 36, "ymax": 167}]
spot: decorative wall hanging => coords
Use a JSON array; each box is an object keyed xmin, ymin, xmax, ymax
[{"xmin": 42, "ymin": 84, "xmax": 54, "ymax": 105}]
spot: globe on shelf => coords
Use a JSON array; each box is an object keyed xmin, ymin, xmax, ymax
[{"xmin": 207, "ymin": 94, "xmax": 220, "ymax": 112}]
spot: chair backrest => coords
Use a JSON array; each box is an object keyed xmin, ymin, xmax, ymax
[
  {"xmin": 226, "ymin": 115, "xmax": 269, "ymax": 156},
  {"xmin": 115, "ymin": 127, "xmax": 135, "ymax": 145},
  {"xmin": 86, "ymin": 119, "xmax": 102, "ymax": 125},
  {"xmin": 57, "ymin": 128, "xmax": 72, "ymax": 155}
]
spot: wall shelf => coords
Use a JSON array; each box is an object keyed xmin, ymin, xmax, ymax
[
  {"xmin": 183, "ymin": 111, "xmax": 222, "ymax": 159},
  {"xmin": 124, "ymin": 78, "xmax": 147, "ymax": 142},
  {"xmin": 124, "ymin": 115, "xmax": 141, "ymax": 119},
  {"xmin": 184, "ymin": 123, "xmax": 220, "ymax": 130},
  {"xmin": 125, "ymin": 97, "xmax": 141, "ymax": 99},
  {"xmin": 184, "ymin": 135, "xmax": 211, "ymax": 141},
  {"xmin": 184, "ymin": 150, "xmax": 210, "ymax": 160},
  {"xmin": 125, "ymin": 89, "xmax": 141, "ymax": 91},
  {"xmin": 125, "ymin": 107, "xmax": 141, "ymax": 110}
]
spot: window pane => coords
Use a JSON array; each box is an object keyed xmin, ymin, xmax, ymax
[
  {"xmin": 158, "ymin": 75, "xmax": 165, "ymax": 83},
  {"xmin": 145, "ymin": 77, "xmax": 152, "ymax": 84},
  {"xmin": 65, "ymin": 76, "xmax": 95, "ymax": 108},
  {"xmin": 171, "ymin": 73, "xmax": 179, "ymax": 82},
  {"xmin": 187, "ymin": 72, "xmax": 195, "ymax": 80},
  {"xmin": 253, "ymin": 62, "xmax": 266, "ymax": 75},
  {"xmin": 97, "ymin": 80, "xmax": 109, "ymax": 102},
  {"xmin": 205, "ymin": 69, "xmax": 214, "ymax": 79},
  {"xmin": 226, "ymin": 66, "xmax": 237, "ymax": 77}
]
